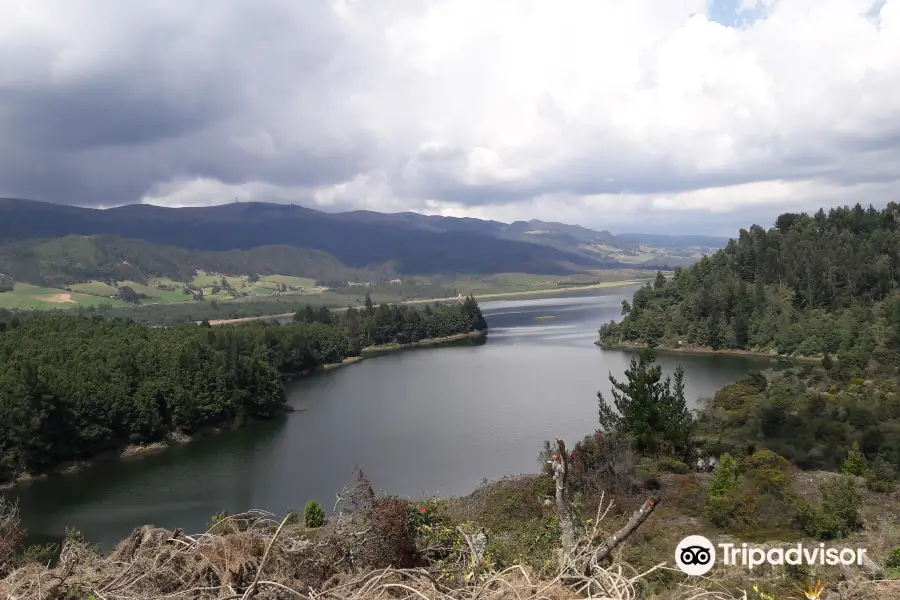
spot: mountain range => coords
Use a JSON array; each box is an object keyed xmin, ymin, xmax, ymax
[{"xmin": 0, "ymin": 198, "xmax": 728, "ymax": 286}]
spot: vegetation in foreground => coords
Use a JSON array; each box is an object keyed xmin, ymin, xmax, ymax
[
  {"xmin": 2, "ymin": 349, "xmax": 899, "ymax": 599},
  {"xmin": 0, "ymin": 296, "xmax": 486, "ymax": 483}
]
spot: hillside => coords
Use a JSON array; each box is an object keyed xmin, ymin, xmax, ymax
[
  {"xmin": 0, "ymin": 199, "xmax": 605, "ymax": 275},
  {"xmin": 598, "ymin": 203, "xmax": 900, "ymax": 363},
  {"xmin": 0, "ymin": 235, "xmax": 377, "ymax": 288},
  {"xmin": 0, "ymin": 198, "xmax": 723, "ymax": 275}
]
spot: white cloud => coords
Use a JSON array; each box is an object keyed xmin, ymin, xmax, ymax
[{"xmin": 2, "ymin": 0, "xmax": 899, "ymax": 233}]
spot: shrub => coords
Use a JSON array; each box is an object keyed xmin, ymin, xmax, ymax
[
  {"xmin": 359, "ymin": 496, "xmax": 418, "ymax": 569},
  {"xmin": 657, "ymin": 456, "xmax": 690, "ymax": 474},
  {"xmin": 285, "ymin": 509, "xmax": 302, "ymax": 525},
  {"xmin": 886, "ymin": 547, "xmax": 900, "ymax": 570},
  {"xmin": 0, "ymin": 497, "xmax": 25, "ymax": 575},
  {"xmin": 797, "ymin": 475, "xmax": 863, "ymax": 540},
  {"xmin": 865, "ymin": 455, "xmax": 897, "ymax": 493},
  {"xmin": 706, "ymin": 490, "xmax": 760, "ymax": 534},
  {"xmin": 742, "ymin": 449, "xmax": 790, "ymax": 472},
  {"xmin": 842, "ymin": 442, "xmax": 869, "ymax": 476},
  {"xmin": 304, "ymin": 500, "xmax": 325, "ymax": 528},
  {"xmin": 709, "ymin": 453, "xmax": 741, "ymax": 497},
  {"xmin": 637, "ymin": 457, "xmax": 660, "ymax": 488},
  {"xmin": 748, "ymin": 467, "xmax": 791, "ymax": 495},
  {"xmin": 206, "ymin": 511, "xmax": 229, "ymax": 533},
  {"xmin": 23, "ymin": 542, "xmax": 59, "ymax": 566}
]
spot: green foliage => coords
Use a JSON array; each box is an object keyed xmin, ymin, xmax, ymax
[
  {"xmin": 0, "ymin": 234, "xmax": 370, "ymax": 289},
  {"xmin": 705, "ymin": 491, "xmax": 760, "ymax": 534},
  {"xmin": 206, "ymin": 511, "xmax": 230, "ymax": 533},
  {"xmin": 742, "ymin": 449, "xmax": 790, "ymax": 472},
  {"xmin": 842, "ymin": 442, "xmax": 869, "ymax": 476},
  {"xmin": 304, "ymin": 500, "xmax": 325, "ymax": 528},
  {"xmin": 797, "ymin": 476, "xmax": 863, "ymax": 540},
  {"xmin": 596, "ymin": 349, "xmax": 693, "ymax": 458},
  {"xmin": 709, "ymin": 453, "xmax": 741, "ymax": 497},
  {"xmin": 865, "ymin": 454, "xmax": 897, "ymax": 493},
  {"xmin": 23, "ymin": 542, "xmax": 59, "ymax": 566},
  {"xmin": 696, "ymin": 366, "xmax": 900, "ymax": 474},
  {"xmin": 885, "ymin": 547, "xmax": 900, "ymax": 569},
  {"xmin": 0, "ymin": 298, "xmax": 483, "ymax": 481},
  {"xmin": 0, "ymin": 274, "xmax": 13, "ymax": 293},
  {"xmin": 598, "ymin": 203, "xmax": 900, "ymax": 363},
  {"xmin": 656, "ymin": 456, "xmax": 690, "ymax": 474}
]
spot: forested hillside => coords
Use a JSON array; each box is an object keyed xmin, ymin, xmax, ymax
[
  {"xmin": 0, "ymin": 235, "xmax": 378, "ymax": 288},
  {"xmin": 599, "ymin": 203, "xmax": 900, "ymax": 361},
  {"xmin": 0, "ymin": 297, "xmax": 486, "ymax": 482}
]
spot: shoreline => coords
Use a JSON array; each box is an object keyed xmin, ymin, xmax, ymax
[
  {"xmin": 595, "ymin": 339, "xmax": 821, "ymax": 362},
  {"xmin": 1, "ymin": 329, "xmax": 487, "ymax": 489},
  {"xmin": 206, "ymin": 280, "xmax": 646, "ymax": 326}
]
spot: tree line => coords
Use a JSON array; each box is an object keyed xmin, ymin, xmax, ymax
[
  {"xmin": 0, "ymin": 296, "xmax": 486, "ymax": 481},
  {"xmin": 599, "ymin": 203, "xmax": 900, "ymax": 365},
  {"xmin": 292, "ymin": 294, "xmax": 487, "ymax": 350}
]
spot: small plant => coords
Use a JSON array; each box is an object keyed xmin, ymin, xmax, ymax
[
  {"xmin": 206, "ymin": 511, "xmax": 229, "ymax": 533},
  {"xmin": 304, "ymin": 500, "xmax": 325, "ymax": 528},
  {"xmin": 865, "ymin": 454, "xmax": 897, "ymax": 493},
  {"xmin": 285, "ymin": 508, "xmax": 302, "ymax": 525},
  {"xmin": 657, "ymin": 456, "xmax": 690, "ymax": 474},
  {"xmin": 797, "ymin": 475, "xmax": 863, "ymax": 539},
  {"xmin": 23, "ymin": 541, "xmax": 60, "ymax": 566},
  {"xmin": 886, "ymin": 547, "xmax": 900, "ymax": 580},
  {"xmin": 841, "ymin": 442, "xmax": 869, "ymax": 476},
  {"xmin": 709, "ymin": 453, "xmax": 740, "ymax": 497},
  {"xmin": 886, "ymin": 547, "xmax": 900, "ymax": 569}
]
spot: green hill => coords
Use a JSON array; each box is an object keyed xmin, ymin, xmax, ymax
[{"xmin": 599, "ymin": 203, "xmax": 900, "ymax": 364}]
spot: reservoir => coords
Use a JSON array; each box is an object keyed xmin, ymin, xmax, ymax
[{"xmin": 12, "ymin": 286, "xmax": 779, "ymax": 550}]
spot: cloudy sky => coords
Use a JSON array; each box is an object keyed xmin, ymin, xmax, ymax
[{"xmin": 1, "ymin": 0, "xmax": 898, "ymax": 235}]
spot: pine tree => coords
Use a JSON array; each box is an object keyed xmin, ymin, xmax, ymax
[{"xmin": 597, "ymin": 349, "xmax": 694, "ymax": 458}]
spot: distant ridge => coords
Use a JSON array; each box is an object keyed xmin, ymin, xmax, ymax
[{"xmin": 0, "ymin": 198, "xmax": 725, "ymax": 276}]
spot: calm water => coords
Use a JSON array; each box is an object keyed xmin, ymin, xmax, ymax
[{"xmin": 11, "ymin": 286, "xmax": 780, "ymax": 550}]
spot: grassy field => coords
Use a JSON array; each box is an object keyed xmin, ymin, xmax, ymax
[
  {"xmin": 0, "ymin": 283, "xmax": 129, "ymax": 310},
  {"xmin": 258, "ymin": 275, "xmax": 317, "ymax": 288},
  {"xmin": 446, "ymin": 269, "xmax": 655, "ymax": 296},
  {"xmin": 70, "ymin": 280, "xmax": 191, "ymax": 303},
  {"xmin": 1, "ymin": 269, "xmax": 656, "ymax": 313}
]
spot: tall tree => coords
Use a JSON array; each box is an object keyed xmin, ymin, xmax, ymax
[{"xmin": 597, "ymin": 349, "xmax": 693, "ymax": 458}]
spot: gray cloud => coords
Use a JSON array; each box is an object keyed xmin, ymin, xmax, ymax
[{"xmin": 1, "ymin": 0, "xmax": 899, "ymax": 235}]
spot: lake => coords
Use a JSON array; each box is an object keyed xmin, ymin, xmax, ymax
[{"xmin": 11, "ymin": 285, "xmax": 780, "ymax": 550}]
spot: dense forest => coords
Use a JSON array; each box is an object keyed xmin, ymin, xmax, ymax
[
  {"xmin": 599, "ymin": 203, "xmax": 900, "ymax": 362},
  {"xmin": 0, "ymin": 296, "xmax": 486, "ymax": 482}
]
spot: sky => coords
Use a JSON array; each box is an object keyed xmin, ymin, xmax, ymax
[{"xmin": 1, "ymin": 0, "xmax": 898, "ymax": 235}]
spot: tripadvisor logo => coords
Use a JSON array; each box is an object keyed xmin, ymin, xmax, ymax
[
  {"xmin": 676, "ymin": 535, "xmax": 716, "ymax": 575},
  {"xmin": 675, "ymin": 535, "xmax": 869, "ymax": 575}
]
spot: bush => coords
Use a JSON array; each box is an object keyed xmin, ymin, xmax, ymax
[
  {"xmin": 204, "ymin": 511, "xmax": 241, "ymax": 535},
  {"xmin": 842, "ymin": 442, "xmax": 869, "ymax": 476},
  {"xmin": 304, "ymin": 500, "xmax": 325, "ymax": 528},
  {"xmin": 705, "ymin": 490, "xmax": 760, "ymax": 534},
  {"xmin": 886, "ymin": 547, "xmax": 900, "ymax": 570},
  {"xmin": 359, "ymin": 496, "xmax": 418, "ymax": 569},
  {"xmin": 0, "ymin": 497, "xmax": 25, "ymax": 574},
  {"xmin": 797, "ymin": 476, "xmax": 863, "ymax": 540},
  {"xmin": 748, "ymin": 467, "xmax": 791, "ymax": 495},
  {"xmin": 23, "ymin": 542, "xmax": 59, "ymax": 566},
  {"xmin": 742, "ymin": 449, "xmax": 790, "ymax": 472},
  {"xmin": 657, "ymin": 457, "xmax": 690, "ymax": 474},
  {"xmin": 709, "ymin": 453, "xmax": 740, "ymax": 497},
  {"xmin": 865, "ymin": 455, "xmax": 897, "ymax": 493},
  {"xmin": 637, "ymin": 457, "xmax": 660, "ymax": 488}
]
